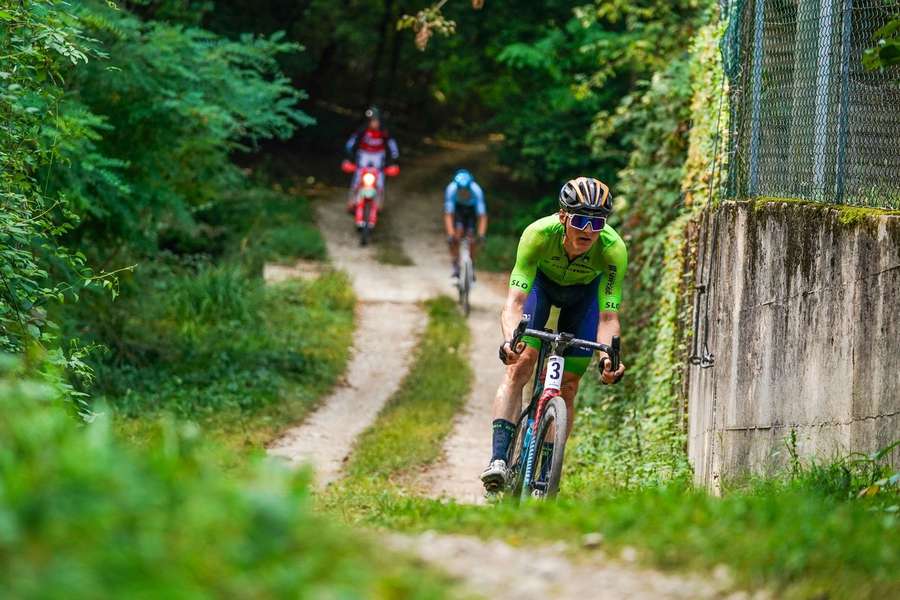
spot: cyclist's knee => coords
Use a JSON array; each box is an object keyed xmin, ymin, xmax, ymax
[{"xmin": 560, "ymin": 373, "xmax": 581, "ymax": 398}]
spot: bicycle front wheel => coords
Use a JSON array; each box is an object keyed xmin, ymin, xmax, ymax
[
  {"xmin": 506, "ymin": 408, "xmax": 530, "ymax": 500},
  {"xmin": 459, "ymin": 259, "xmax": 472, "ymax": 316},
  {"xmin": 529, "ymin": 396, "xmax": 568, "ymax": 499}
]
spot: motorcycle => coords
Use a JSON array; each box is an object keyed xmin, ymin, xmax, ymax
[{"xmin": 341, "ymin": 160, "xmax": 399, "ymax": 246}]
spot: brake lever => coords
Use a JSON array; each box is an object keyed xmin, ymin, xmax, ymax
[
  {"xmin": 501, "ymin": 318, "xmax": 530, "ymax": 364},
  {"xmin": 610, "ymin": 336, "xmax": 620, "ymax": 372},
  {"xmin": 510, "ymin": 318, "xmax": 528, "ymax": 349}
]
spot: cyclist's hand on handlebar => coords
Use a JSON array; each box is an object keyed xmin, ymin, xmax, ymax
[
  {"xmin": 598, "ymin": 355, "xmax": 625, "ymax": 385},
  {"xmin": 498, "ymin": 340, "xmax": 526, "ymax": 365}
]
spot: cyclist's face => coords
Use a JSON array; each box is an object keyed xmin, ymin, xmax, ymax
[
  {"xmin": 559, "ymin": 211, "xmax": 600, "ymax": 253},
  {"xmin": 368, "ymin": 118, "xmax": 381, "ymax": 130}
]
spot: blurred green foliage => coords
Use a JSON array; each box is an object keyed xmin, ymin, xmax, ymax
[{"xmin": 0, "ymin": 357, "xmax": 456, "ymax": 599}]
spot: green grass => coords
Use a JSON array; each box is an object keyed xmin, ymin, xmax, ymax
[
  {"xmin": 316, "ymin": 308, "xmax": 898, "ymax": 600},
  {"xmin": 57, "ymin": 184, "xmax": 355, "ymax": 466},
  {"xmin": 0, "ymin": 361, "xmax": 459, "ymax": 599},
  {"xmin": 252, "ymin": 222, "xmax": 327, "ymax": 263},
  {"xmin": 324, "ymin": 297, "xmax": 471, "ymax": 512},
  {"xmin": 327, "ymin": 469, "xmax": 898, "ymax": 599},
  {"xmin": 107, "ymin": 269, "xmax": 354, "ymax": 465}
]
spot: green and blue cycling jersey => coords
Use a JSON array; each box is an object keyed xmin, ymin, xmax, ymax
[{"xmin": 508, "ymin": 215, "xmax": 627, "ymax": 374}]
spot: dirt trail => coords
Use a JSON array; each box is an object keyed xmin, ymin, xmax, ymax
[
  {"xmin": 268, "ymin": 140, "xmax": 498, "ymax": 488},
  {"xmin": 267, "ymin": 302, "xmax": 421, "ymax": 485},
  {"xmin": 388, "ymin": 533, "xmax": 748, "ymax": 600},
  {"xmin": 420, "ymin": 281, "xmax": 505, "ymax": 503}
]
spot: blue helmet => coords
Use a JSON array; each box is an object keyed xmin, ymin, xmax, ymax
[{"xmin": 453, "ymin": 169, "xmax": 474, "ymax": 188}]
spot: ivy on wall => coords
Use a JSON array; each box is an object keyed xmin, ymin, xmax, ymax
[{"xmin": 568, "ymin": 21, "xmax": 727, "ymax": 490}]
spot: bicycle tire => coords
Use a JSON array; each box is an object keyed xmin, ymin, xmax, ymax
[
  {"xmin": 506, "ymin": 408, "xmax": 530, "ymax": 500},
  {"xmin": 460, "ymin": 258, "xmax": 472, "ymax": 316},
  {"xmin": 360, "ymin": 204, "xmax": 370, "ymax": 246},
  {"xmin": 524, "ymin": 396, "xmax": 568, "ymax": 499}
]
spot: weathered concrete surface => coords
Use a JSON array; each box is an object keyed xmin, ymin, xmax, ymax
[{"xmin": 688, "ymin": 201, "xmax": 900, "ymax": 489}]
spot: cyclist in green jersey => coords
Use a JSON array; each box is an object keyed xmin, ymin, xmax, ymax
[{"xmin": 482, "ymin": 177, "xmax": 627, "ymax": 491}]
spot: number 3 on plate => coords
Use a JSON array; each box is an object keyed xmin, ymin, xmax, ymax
[{"xmin": 546, "ymin": 356, "xmax": 564, "ymax": 390}]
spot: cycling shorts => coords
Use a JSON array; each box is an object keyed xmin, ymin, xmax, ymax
[
  {"xmin": 522, "ymin": 271, "xmax": 600, "ymax": 376},
  {"xmin": 453, "ymin": 205, "xmax": 478, "ymax": 235}
]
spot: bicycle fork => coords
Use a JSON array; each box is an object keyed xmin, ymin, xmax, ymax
[{"xmin": 521, "ymin": 354, "xmax": 564, "ymax": 493}]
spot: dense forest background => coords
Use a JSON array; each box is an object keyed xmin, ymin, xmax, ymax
[
  {"xmin": 2, "ymin": 0, "xmax": 708, "ymax": 397},
  {"xmin": 1, "ymin": 0, "xmax": 716, "ymax": 488},
  {"xmin": 4, "ymin": 2, "xmax": 899, "ymax": 597}
]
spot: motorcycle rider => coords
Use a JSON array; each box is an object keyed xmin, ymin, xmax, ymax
[{"xmin": 344, "ymin": 106, "xmax": 400, "ymax": 211}]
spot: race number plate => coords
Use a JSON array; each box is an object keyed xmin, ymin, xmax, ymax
[{"xmin": 545, "ymin": 355, "xmax": 564, "ymax": 391}]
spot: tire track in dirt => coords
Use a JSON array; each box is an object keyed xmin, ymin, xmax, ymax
[{"xmin": 419, "ymin": 274, "xmax": 507, "ymax": 504}]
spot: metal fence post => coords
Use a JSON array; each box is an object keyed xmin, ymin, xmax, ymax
[
  {"xmin": 748, "ymin": 0, "xmax": 765, "ymax": 196},
  {"xmin": 813, "ymin": 0, "xmax": 836, "ymax": 198},
  {"xmin": 834, "ymin": 0, "xmax": 853, "ymax": 204}
]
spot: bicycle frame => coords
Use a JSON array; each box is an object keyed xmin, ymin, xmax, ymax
[
  {"xmin": 520, "ymin": 340, "xmax": 565, "ymax": 493},
  {"xmin": 509, "ymin": 319, "xmax": 619, "ymax": 498}
]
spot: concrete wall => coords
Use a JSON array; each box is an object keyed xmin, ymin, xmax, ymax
[{"xmin": 687, "ymin": 201, "xmax": 900, "ymax": 489}]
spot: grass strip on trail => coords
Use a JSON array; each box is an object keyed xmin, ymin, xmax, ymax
[
  {"xmin": 374, "ymin": 206, "xmax": 415, "ymax": 266},
  {"xmin": 324, "ymin": 296, "xmax": 471, "ymax": 511}
]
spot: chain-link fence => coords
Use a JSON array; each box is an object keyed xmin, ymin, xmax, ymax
[{"xmin": 723, "ymin": 0, "xmax": 900, "ymax": 208}]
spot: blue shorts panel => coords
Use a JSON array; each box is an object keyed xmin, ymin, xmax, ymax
[{"xmin": 521, "ymin": 271, "xmax": 600, "ymax": 359}]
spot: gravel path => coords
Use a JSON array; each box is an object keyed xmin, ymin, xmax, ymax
[{"xmin": 388, "ymin": 532, "xmax": 755, "ymax": 600}]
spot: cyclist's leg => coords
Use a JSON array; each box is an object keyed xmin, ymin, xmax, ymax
[
  {"xmin": 463, "ymin": 209, "xmax": 479, "ymax": 261},
  {"xmin": 376, "ymin": 168, "xmax": 385, "ymax": 208},
  {"xmin": 488, "ymin": 276, "xmax": 550, "ymax": 463},
  {"xmin": 448, "ymin": 215, "xmax": 462, "ymax": 277}
]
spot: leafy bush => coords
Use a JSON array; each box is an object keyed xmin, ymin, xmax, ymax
[
  {"xmin": 0, "ymin": 1, "xmax": 97, "ymax": 354},
  {"xmin": 568, "ymin": 21, "xmax": 723, "ymax": 489},
  {"xmin": 58, "ymin": 1, "xmax": 312, "ymax": 248},
  {"xmin": 0, "ymin": 358, "xmax": 453, "ymax": 599},
  {"xmin": 91, "ymin": 268, "xmax": 353, "ymax": 419},
  {"xmin": 2, "ymin": 0, "xmax": 313, "ymax": 395}
]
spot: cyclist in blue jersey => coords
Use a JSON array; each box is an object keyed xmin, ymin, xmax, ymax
[{"xmin": 444, "ymin": 169, "xmax": 487, "ymax": 280}]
